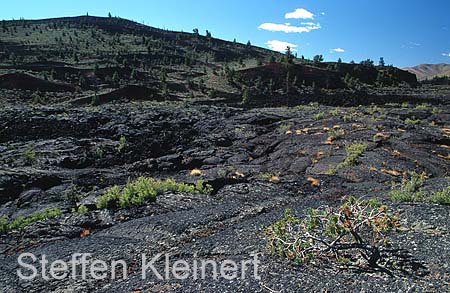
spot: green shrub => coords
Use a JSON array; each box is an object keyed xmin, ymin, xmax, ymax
[
  {"xmin": 241, "ymin": 88, "xmax": 250, "ymax": 105},
  {"xmin": 328, "ymin": 128, "xmax": 345, "ymax": 140},
  {"xmin": 116, "ymin": 136, "xmax": 126, "ymax": 153},
  {"xmin": 329, "ymin": 109, "xmax": 340, "ymax": 116},
  {"xmin": 0, "ymin": 208, "xmax": 63, "ymax": 234},
  {"xmin": 0, "ymin": 217, "xmax": 8, "ymax": 234},
  {"xmin": 296, "ymin": 102, "xmax": 318, "ymax": 111},
  {"xmin": 405, "ymin": 117, "xmax": 421, "ymax": 125},
  {"xmin": 76, "ymin": 204, "xmax": 89, "ymax": 215},
  {"xmin": 95, "ymin": 146, "xmax": 104, "ymax": 158},
  {"xmin": 414, "ymin": 103, "xmax": 428, "ymax": 110},
  {"xmin": 208, "ymin": 89, "xmax": 217, "ymax": 99},
  {"xmin": 265, "ymin": 197, "xmax": 399, "ymax": 267},
  {"xmin": 389, "ymin": 171, "xmax": 427, "ymax": 202},
  {"xmin": 64, "ymin": 183, "xmax": 81, "ymax": 204},
  {"xmin": 430, "ymin": 186, "xmax": 450, "ymax": 205},
  {"xmin": 22, "ymin": 148, "xmax": 36, "ymax": 164},
  {"xmin": 343, "ymin": 114, "xmax": 353, "ymax": 122},
  {"xmin": 314, "ymin": 112, "xmax": 325, "ymax": 120},
  {"xmin": 389, "ymin": 172, "xmax": 450, "ymax": 205},
  {"xmin": 336, "ymin": 143, "xmax": 368, "ymax": 170},
  {"xmin": 278, "ymin": 122, "xmax": 294, "ymax": 134},
  {"xmin": 217, "ymin": 169, "xmax": 227, "ymax": 178},
  {"xmin": 97, "ymin": 177, "xmax": 213, "ymax": 209},
  {"xmin": 432, "ymin": 107, "xmax": 442, "ymax": 114}
]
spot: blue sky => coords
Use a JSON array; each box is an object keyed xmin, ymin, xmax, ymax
[{"xmin": 1, "ymin": 0, "xmax": 449, "ymax": 67}]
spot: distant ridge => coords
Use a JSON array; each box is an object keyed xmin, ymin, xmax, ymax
[{"xmin": 403, "ymin": 63, "xmax": 450, "ymax": 81}]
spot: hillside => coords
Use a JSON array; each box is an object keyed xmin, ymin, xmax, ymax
[
  {"xmin": 0, "ymin": 16, "xmax": 449, "ymax": 293},
  {"xmin": 404, "ymin": 63, "xmax": 450, "ymax": 80},
  {"xmin": 0, "ymin": 15, "xmax": 420, "ymax": 108}
]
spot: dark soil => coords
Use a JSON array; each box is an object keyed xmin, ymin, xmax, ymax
[{"xmin": 0, "ymin": 16, "xmax": 449, "ymax": 293}]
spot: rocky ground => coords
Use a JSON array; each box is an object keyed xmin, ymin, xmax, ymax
[
  {"xmin": 0, "ymin": 98, "xmax": 449, "ymax": 292},
  {"xmin": 0, "ymin": 15, "xmax": 449, "ymax": 293}
]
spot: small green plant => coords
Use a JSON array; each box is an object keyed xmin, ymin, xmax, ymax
[
  {"xmin": 278, "ymin": 121, "xmax": 294, "ymax": 134},
  {"xmin": 432, "ymin": 107, "xmax": 442, "ymax": 114},
  {"xmin": 336, "ymin": 143, "xmax": 368, "ymax": 170},
  {"xmin": 430, "ymin": 186, "xmax": 450, "ymax": 205},
  {"xmin": 97, "ymin": 177, "xmax": 213, "ymax": 209},
  {"xmin": 328, "ymin": 128, "xmax": 345, "ymax": 140},
  {"xmin": 208, "ymin": 89, "xmax": 217, "ymax": 99},
  {"xmin": 329, "ymin": 109, "xmax": 340, "ymax": 116},
  {"xmin": 22, "ymin": 148, "xmax": 36, "ymax": 164},
  {"xmin": 325, "ymin": 166, "xmax": 337, "ymax": 175},
  {"xmin": 259, "ymin": 172, "xmax": 280, "ymax": 183},
  {"xmin": 241, "ymin": 88, "xmax": 250, "ymax": 105},
  {"xmin": 116, "ymin": 136, "xmax": 126, "ymax": 153},
  {"xmin": 0, "ymin": 217, "xmax": 8, "ymax": 234},
  {"xmin": 76, "ymin": 204, "xmax": 89, "ymax": 215},
  {"xmin": 414, "ymin": 103, "xmax": 428, "ymax": 110},
  {"xmin": 367, "ymin": 105, "xmax": 383, "ymax": 115},
  {"xmin": 95, "ymin": 146, "xmax": 104, "ymax": 158},
  {"xmin": 296, "ymin": 102, "xmax": 318, "ymax": 111},
  {"xmin": 314, "ymin": 112, "xmax": 325, "ymax": 120},
  {"xmin": 217, "ymin": 169, "xmax": 227, "ymax": 178},
  {"xmin": 64, "ymin": 183, "xmax": 81, "ymax": 204},
  {"xmin": 343, "ymin": 114, "xmax": 353, "ymax": 122},
  {"xmin": 0, "ymin": 208, "xmax": 63, "ymax": 234},
  {"xmin": 265, "ymin": 197, "xmax": 399, "ymax": 267},
  {"xmin": 389, "ymin": 171, "xmax": 427, "ymax": 202},
  {"xmin": 259, "ymin": 172, "xmax": 274, "ymax": 181},
  {"xmin": 405, "ymin": 117, "xmax": 421, "ymax": 125},
  {"xmin": 390, "ymin": 172, "xmax": 450, "ymax": 205}
]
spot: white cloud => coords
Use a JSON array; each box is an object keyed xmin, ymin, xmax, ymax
[
  {"xmin": 265, "ymin": 40, "xmax": 298, "ymax": 52},
  {"xmin": 285, "ymin": 8, "xmax": 314, "ymax": 19},
  {"xmin": 332, "ymin": 48, "xmax": 345, "ymax": 53},
  {"xmin": 258, "ymin": 22, "xmax": 321, "ymax": 33},
  {"xmin": 442, "ymin": 52, "xmax": 450, "ymax": 57}
]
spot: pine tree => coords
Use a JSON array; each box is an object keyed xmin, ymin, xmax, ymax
[{"xmin": 284, "ymin": 46, "xmax": 293, "ymax": 64}]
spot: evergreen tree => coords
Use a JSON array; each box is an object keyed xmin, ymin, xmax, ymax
[
  {"xmin": 313, "ymin": 55, "xmax": 324, "ymax": 64},
  {"xmin": 284, "ymin": 46, "xmax": 293, "ymax": 64}
]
